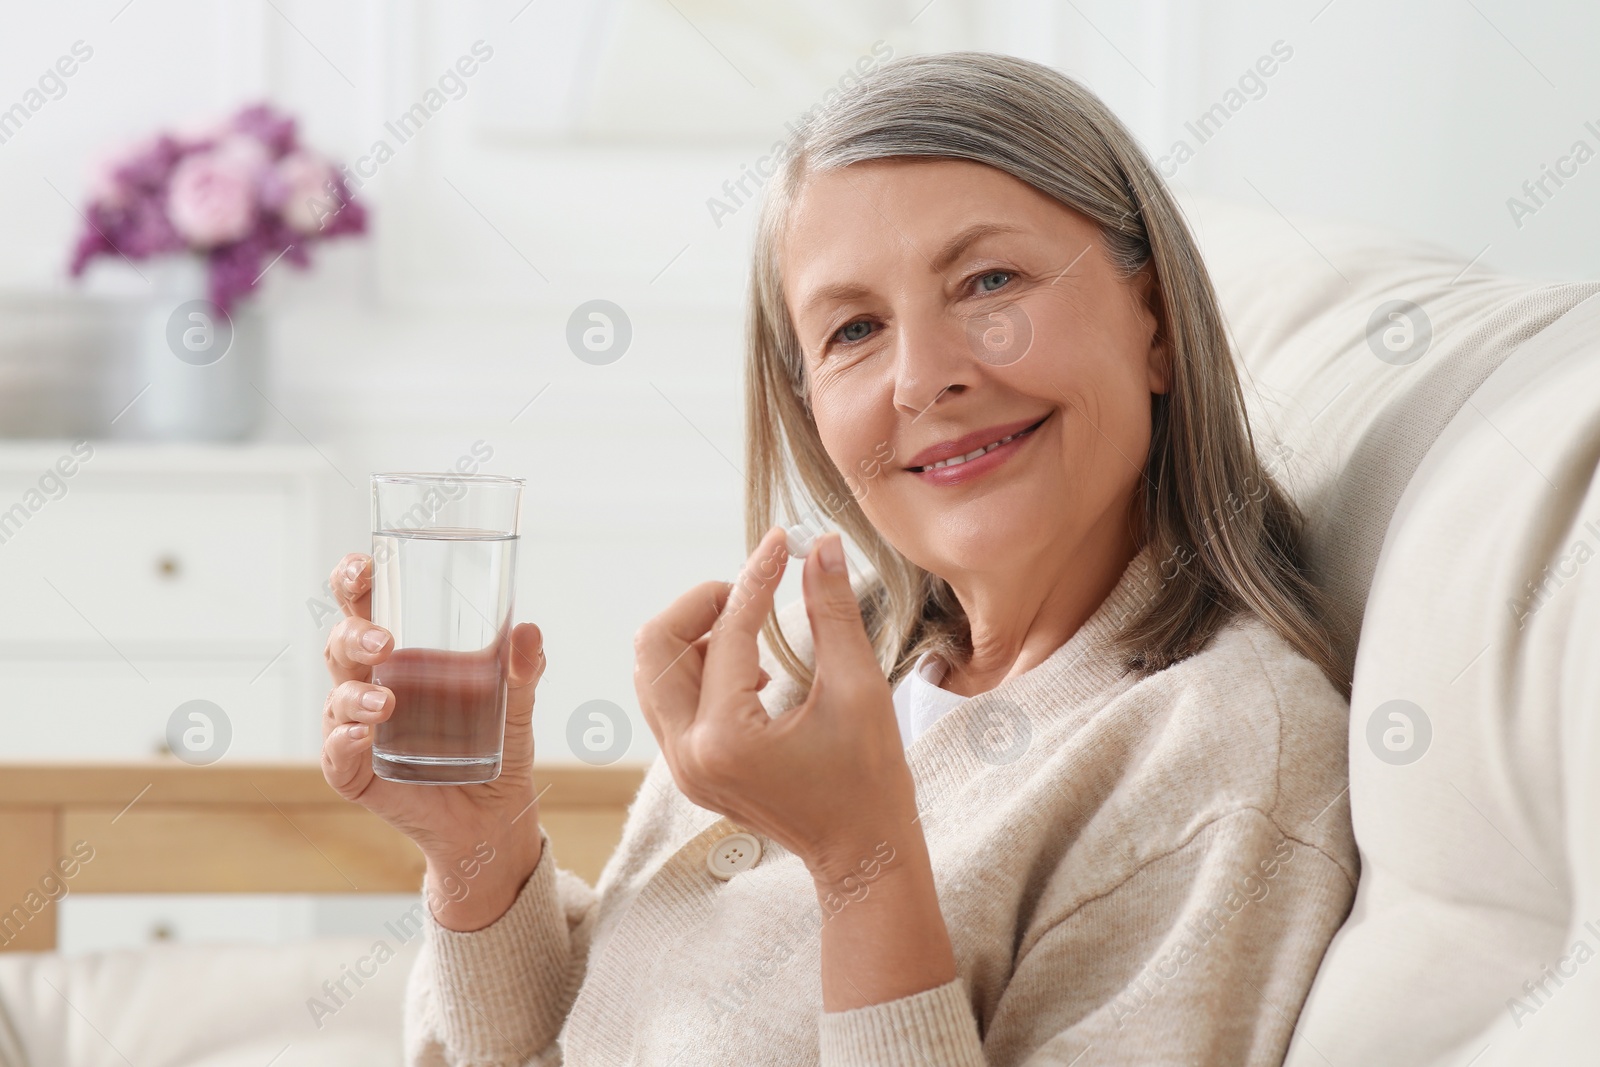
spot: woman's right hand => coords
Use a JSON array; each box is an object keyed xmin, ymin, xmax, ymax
[{"xmin": 320, "ymin": 551, "xmax": 548, "ymax": 931}]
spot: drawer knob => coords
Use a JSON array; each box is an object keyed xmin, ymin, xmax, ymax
[{"xmin": 155, "ymin": 554, "xmax": 181, "ymax": 580}]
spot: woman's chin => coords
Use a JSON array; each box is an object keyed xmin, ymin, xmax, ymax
[{"xmin": 920, "ymin": 523, "xmax": 1059, "ymax": 579}]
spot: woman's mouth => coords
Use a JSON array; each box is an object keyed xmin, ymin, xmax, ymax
[{"xmin": 906, "ymin": 413, "xmax": 1050, "ymax": 486}]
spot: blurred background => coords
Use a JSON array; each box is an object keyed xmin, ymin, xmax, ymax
[{"xmin": 0, "ymin": 0, "xmax": 1595, "ymax": 951}]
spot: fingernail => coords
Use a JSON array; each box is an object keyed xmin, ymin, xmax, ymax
[
  {"xmin": 348, "ymin": 724, "xmax": 369, "ymax": 740},
  {"xmin": 360, "ymin": 690, "xmax": 385, "ymax": 711},
  {"xmin": 345, "ymin": 560, "xmax": 364, "ymax": 582},
  {"xmin": 817, "ymin": 534, "xmax": 845, "ymax": 573},
  {"xmin": 361, "ymin": 630, "xmax": 386, "ymax": 652}
]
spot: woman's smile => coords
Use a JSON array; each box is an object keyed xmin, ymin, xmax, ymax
[{"xmin": 905, "ymin": 411, "xmax": 1052, "ymax": 487}]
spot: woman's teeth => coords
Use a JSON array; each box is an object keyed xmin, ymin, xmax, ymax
[{"xmin": 914, "ymin": 424, "xmax": 1035, "ymax": 472}]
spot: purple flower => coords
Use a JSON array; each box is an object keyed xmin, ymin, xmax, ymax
[{"xmin": 230, "ymin": 104, "xmax": 298, "ymax": 158}]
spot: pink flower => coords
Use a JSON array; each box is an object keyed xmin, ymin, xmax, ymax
[
  {"xmin": 167, "ymin": 149, "xmax": 257, "ymax": 247},
  {"xmin": 212, "ymin": 132, "xmax": 272, "ymax": 174},
  {"xmin": 274, "ymin": 150, "xmax": 339, "ymax": 233}
]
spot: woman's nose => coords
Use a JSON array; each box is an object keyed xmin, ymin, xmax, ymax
[{"xmin": 890, "ymin": 308, "xmax": 986, "ymax": 417}]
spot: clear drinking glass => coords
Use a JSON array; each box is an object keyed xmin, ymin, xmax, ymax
[{"xmin": 369, "ymin": 473, "xmax": 524, "ymax": 785}]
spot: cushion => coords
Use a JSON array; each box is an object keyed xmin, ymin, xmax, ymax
[
  {"xmin": 1178, "ymin": 192, "xmax": 1600, "ymax": 1064},
  {"xmin": 0, "ymin": 935, "xmax": 419, "ymax": 1067},
  {"xmin": 1285, "ymin": 287, "xmax": 1600, "ymax": 1065},
  {"xmin": 1177, "ymin": 191, "xmax": 1600, "ymax": 682}
]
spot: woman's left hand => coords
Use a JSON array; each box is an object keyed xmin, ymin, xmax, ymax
[{"xmin": 632, "ymin": 526, "xmax": 919, "ymax": 885}]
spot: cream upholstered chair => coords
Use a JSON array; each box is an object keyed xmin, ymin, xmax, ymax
[
  {"xmin": 1180, "ymin": 191, "xmax": 1600, "ymax": 1067},
  {"xmin": 1, "ymin": 195, "xmax": 1596, "ymax": 1066}
]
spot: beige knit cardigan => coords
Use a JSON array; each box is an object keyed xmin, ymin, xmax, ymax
[{"xmin": 403, "ymin": 546, "xmax": 1358, "ymax": 1065}]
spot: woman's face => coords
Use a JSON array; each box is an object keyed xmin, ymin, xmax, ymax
[{"xmin": 780, "ymin": 158, "xmax": 1169, "ymax": 584}]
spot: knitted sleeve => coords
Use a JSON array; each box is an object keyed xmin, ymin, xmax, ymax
[
  {"xmin": 818, "ymin": 809, "xmax": 1354, "ymax": 1066},
  {"xmin": 402, "ymin": 824, "xmax": 599, "ymax": 1067}
]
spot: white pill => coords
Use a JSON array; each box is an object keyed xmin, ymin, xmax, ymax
[{"xmin": 785, "ymin": 524, "xmax": 817, "ymax": 558}]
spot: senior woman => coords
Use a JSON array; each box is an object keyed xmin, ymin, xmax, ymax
[{"xmin": 321, "ymin": 52, "xmax": 1355, "ymax": 1066}]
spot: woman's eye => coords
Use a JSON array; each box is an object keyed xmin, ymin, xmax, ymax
[
  {"xmin": 834, "ymin": 320, "xmax": 874, "ymax": 344},
  {"xmin": 976, "ymin": 270, "xmax": 1013, "ymax": 293}
]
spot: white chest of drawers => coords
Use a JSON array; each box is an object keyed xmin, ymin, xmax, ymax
[
  {"xmin": 0, "ymin": 441, "xmax": 353, "ymax": 953},
  {"xmin": 0, "ymin": 441, "xmax": 333, "ymax": 763}
]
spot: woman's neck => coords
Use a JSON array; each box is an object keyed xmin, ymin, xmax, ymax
[{"xmin": 939, "ymin": 522, "xmax": 1141, "ymax": 699}]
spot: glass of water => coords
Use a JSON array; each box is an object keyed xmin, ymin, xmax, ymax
[{"xmin": 369, "ymin": 473, "xmax": 524, "ymax": 785}]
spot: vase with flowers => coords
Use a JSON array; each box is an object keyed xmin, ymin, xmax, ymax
[{"xmin": 70, "ymin": 103, "xmax": 367, "ymax": 441}]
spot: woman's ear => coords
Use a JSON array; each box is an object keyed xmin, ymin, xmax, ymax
[{"xmin": 1131, "ymin": 264, "xmax": 1172, "ymax": 396}]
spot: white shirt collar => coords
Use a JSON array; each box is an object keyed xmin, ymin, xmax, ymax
[{"xmin": 891, "ymin": 651, "xmax": 968, "ymax": 747}]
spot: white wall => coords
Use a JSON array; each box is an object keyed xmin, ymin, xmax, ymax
[{"xmin": 1, "ymin": 0, "xmax": 1596, "ymax": 770}]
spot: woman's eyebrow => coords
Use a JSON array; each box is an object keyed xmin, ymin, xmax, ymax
[
  {"xmin": 797, "ymin": 281, "xmax": 873, "ymax": 321},
  {"xmin": 927, "ymin": 222, "xmax": 1026, "ymax": 273},
  {"xmin": 795, "ymin": 222, "xmax": 1027, "ymax": 321}
]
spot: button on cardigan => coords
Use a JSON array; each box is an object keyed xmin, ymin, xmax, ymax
[{"xmin": 403, "ymin": 544, "xmax": 1358, "ymax": 1065}]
